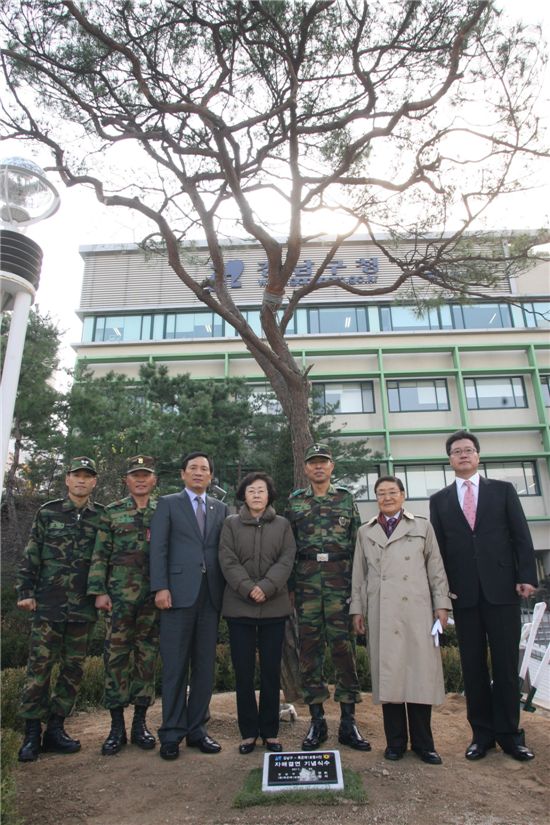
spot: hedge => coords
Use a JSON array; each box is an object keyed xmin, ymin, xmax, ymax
[{"xmin": 1, "ymin": 644, "xmax": 464, "ymax": 734}]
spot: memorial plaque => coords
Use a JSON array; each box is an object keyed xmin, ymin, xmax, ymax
[{"xmin": 262, "ymin": 750, "xmax": 344, "ymax": 793}]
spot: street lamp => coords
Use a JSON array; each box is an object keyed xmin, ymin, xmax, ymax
[{"xmin": 0, "ymin": 156, "xmax": 60, "ymax": 494}]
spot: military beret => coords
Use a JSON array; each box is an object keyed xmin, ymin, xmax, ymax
[
  {"xmin": 68, "ymin": 456, "xmax": 97, "ymax": 475},
  {"xmin": 125, "ymin": 455, "xmax": 156, "ymax": 475},
  {"xmin": 304, "ymin": 443, "xmax": 333, "ymax": 461}
]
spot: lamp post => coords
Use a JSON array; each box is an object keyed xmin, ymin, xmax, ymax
[{"xmin": 0, "ymin": 156, "xmax": 60, "ymax": 494}]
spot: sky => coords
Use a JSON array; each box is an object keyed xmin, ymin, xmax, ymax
[{"xmin": 1, "ymin": 0, "xmax": 549, "ymax": 377}]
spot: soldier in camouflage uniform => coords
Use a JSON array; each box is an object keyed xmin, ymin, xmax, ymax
[
  {"xmin": 286, "ymin": 443, "xmax": 370, "ymax": 752},
  {"xmin": 16, "ymin": 457, "xmax": 102, "ymax": 763},
  {"xmin": 88, "ymin": 455, "xmax": 159, "ymax": 755}
]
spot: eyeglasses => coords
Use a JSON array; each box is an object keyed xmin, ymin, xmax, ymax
[
  {"xmin": 376, "ymin": 491, "xmax": 402, "ymax": 499},
  {"xmin": 449, "ymin": 448, "xmax": 478, "ymax": 456}
]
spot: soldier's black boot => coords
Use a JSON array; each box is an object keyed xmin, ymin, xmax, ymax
[
  {"xmin": 338, "ymin": 703, "xmax": 371, "ymax": 751},
  {"xmin": 42, "ymin": 714, "xmax": 81, "ymax": 754},
  {"xmin": 130, "ymin": 705, "xmax": 156, "ymax": 750},
  {"xmin": 18, "ymin": 719, "xmax": 42, "ymax": 762},
  {"xmin": 101, "ymin": 707, "xmax": 127, "ymax": 756},
  {"xmin": 302, "ymin": 703, "xmax": 328, "ymax": 750}
]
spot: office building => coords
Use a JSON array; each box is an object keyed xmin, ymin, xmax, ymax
[{"xmin": 73, "ymin": 236, "xmax": 550, "ymax": 576}]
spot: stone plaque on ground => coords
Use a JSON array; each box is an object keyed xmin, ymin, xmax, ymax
[{"xmin": 262, "ymin": 750, "xmax": 344, "ymax": 793}]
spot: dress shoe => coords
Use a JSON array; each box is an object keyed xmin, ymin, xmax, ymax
[
  {"xmin": 159, "ymin": 742, "xmax": 180, "ymax": 760},
  {"xmin": 187, "ymin": 735, "xmax": 221, "ymax": 754},
  {"xmin": 238, "ymin": 739, "xmax": 257, "ymax": 754},
  {"xmin": 384, "ymin": 746, "xmax": 404, "ymax": 761},
  {"xmin": 465, "ymin": 742, "xmax": 494, "ymax": 761},
  {"xmin": 413, "ymin": 748, "xmax": 442, "ymax": 765},
  {"xmin": 263, "ymin": 739, "xmax": 283, "ymax": 752},
  {"xmin": 503, "ymin": 745, "xmax": 535, "ymax": 762}
]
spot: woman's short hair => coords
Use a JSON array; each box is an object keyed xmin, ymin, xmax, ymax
[{"xmin": 236, "ymin": 471, "xmax": 276, "ymax": 505}]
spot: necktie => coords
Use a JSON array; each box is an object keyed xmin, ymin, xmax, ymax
[
  {"xmin": 462, "ymin": 480, "xmax": 476, "ymax": 529},
  {"xmin": 386, "ymin": 516, "xmax": 397, "ymax": 536},
  {"xmin": 195, "ymin": 496, "xmax": 205, "ymax": 535}
]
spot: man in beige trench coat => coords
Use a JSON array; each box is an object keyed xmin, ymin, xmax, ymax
[{"xmin": 350, "ymin": 476, "xmax": 451, "ymax": 764}]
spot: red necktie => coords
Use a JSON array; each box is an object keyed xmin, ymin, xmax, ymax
[{"xmin": 463, "ymin": 480, "xmax": 477, "ymax": 530}]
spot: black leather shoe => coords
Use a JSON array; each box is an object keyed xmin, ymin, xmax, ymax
[
  {"xmin": 159, "ymin": 742, "xmax": 180, "ymax": 760},
  {"xmin": 384, "ymin": 746, "xmax": 404, "ymax": 761},
  {"xmin": 42, "ymin": 716, "xmax": 81, "ymax": 754},
  {"xmin": 101, "ymin": 727, "xmax": 127, "ymax": 756},
  {"xmin": 302, "ymin": 718, "xmax": 328, "ymax": 750},
  {"xmin": 187, "ymin": 735, "xmax": 221, "ymax": 754},
  {"xmin": 413, "ymin": 748, "xmax": 442, "ymax": 765},
  {"xmin": 263, "ymin": 739, "xmax": 283, "ymax": 752},
  {"xmin": 465, "ymin": 742, "xmax": 494, "ymax": 761},
  {"xmin": 238, "ymin": 739, "xmax": 257, "ymax": 754},
  {"xmin": 338, "ymin": 723, "xmax": 371, "ymax": 751},
  {"xmin": 503, "ymin": 745, "xmax": 535, "ymax": 762}
]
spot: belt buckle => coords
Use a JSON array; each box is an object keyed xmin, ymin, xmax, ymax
[{"xmin": 316, "ymin": 552, "xmax": 329, "ymax": 562}]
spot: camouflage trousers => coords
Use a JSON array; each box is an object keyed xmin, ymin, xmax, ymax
[
  {"xmin": 19, "ymin": 619, "xmax": 92, "ymax": 720},
  {"xmin": 103, "ymin": 598, "xmax": 160, "ymax": 709},
  {"xmin": 295, "ymin": 561, "xmax": 361, "ymax": 705}
]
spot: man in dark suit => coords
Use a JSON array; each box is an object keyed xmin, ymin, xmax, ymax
[
  {"xmin": 150, "ymin": 451, "xmax": 228, "ymax": 760},
  {"xmin": 429, "ymin": 430, "xmax": 538, "ymax": 763}
]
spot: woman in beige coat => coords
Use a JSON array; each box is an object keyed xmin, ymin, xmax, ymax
[{"xmin": 350, "ymin": 476, "xmax": 451, "ymax": 764}]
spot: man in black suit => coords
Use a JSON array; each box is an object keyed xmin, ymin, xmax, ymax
[
  {"xmin": 150, "ymin": 451, "xmax": 228, "ymax": 760},
  {"xmin": 429, "ymin": 430, "xmax": 538, "ymax": 762}
]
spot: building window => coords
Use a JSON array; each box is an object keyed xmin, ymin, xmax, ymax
[
  {"xmin": 165, "ymin": 312, "xmax": 223, "ymax": 339},
  {"xmin": 99, "ymin": 315, "xmax": 141, "ymax": 342},
  {"xmin": 387, "ymin": 379, "xmax": 449, "ymax": 412},
  {"xmin": 81, "ymin": 299, "xmax": 546, "ymax": 344},
  {"xmin": 82, "ymin": 317, "xmax": 95, "ymax": 342},
  {"xmin": 452, "ymin": 303, "xmax": 512, "ymax": 329},
  {"xmin": 465, "ymin": 376, "xmax": 527, "ymax": 410},
  {"xmin": 308, "ymin": 306, "xmax": 368, "ymax": 335},
  {"xmin": 379, "ymin": 305, "xmax": 440, "ymax": 332},
  {"xmin": 394, "ymin": 465, "xmax": 455, "ymax": 498},
  {"xmin": 248, "ymin": 384, "xmax": 282, "ymax": 415},
  {"xmin": 541, "ymin": 375, "xmax": 550, "ymax": 407},
  {"xmin": 339, "ymin": 470, "xmax": 380, "ymax": 501},
  {"xmin": 483, "ymin": 462, "xmax": 539, "ymax": 496},
  {"xmin": 312, "ymin": 382, "xmax": 375, "ymax": 414},
  {"xmin": 393, "ymin": 461, "xmax": 539, "ymax": 498},
  {"xmin": 522, "ymin": 302, "xmax": 550, "ymax": 329}
]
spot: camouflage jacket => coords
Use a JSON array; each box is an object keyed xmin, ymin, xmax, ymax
[
  {"xmin": 87, "ymin": 495, "xmax": 158, "ymax": 603},
  {"xmin": 16, "ymin": 497, "xmax": 104, "ymax": 623},
  {"xmin": 286, "ymin": 483, "xmax": 361, "ymax": 561}
]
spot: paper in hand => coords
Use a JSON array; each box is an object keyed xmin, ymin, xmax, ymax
[{"xmin": 431, "ymin": 618, "xmax": 443, "ymax": 647}]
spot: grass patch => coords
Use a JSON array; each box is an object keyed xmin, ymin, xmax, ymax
[{"xmin": 233, "ymin": 766, "xmax": 367, "ymax": 809}]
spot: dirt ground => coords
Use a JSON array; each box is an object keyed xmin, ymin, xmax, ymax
[{"xmin": 14, "ymin": 692, "xmax": 549, "ymax": 825}]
